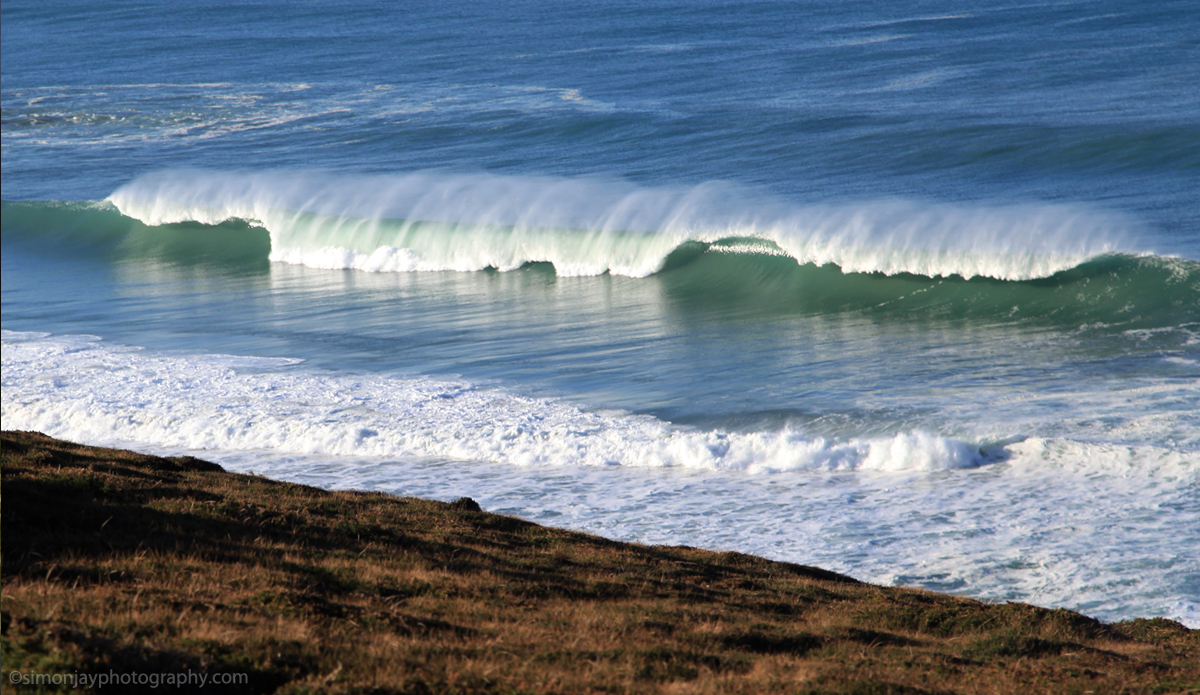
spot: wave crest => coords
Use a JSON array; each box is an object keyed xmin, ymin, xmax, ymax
[{"xmin": 108, "ymin": 169, "xmax": 1142, "ymax": 280}]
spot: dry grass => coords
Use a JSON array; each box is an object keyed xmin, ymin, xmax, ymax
[{"xmin": 1, "ymin": 430, "xmax": 1196, "ymax": 694}]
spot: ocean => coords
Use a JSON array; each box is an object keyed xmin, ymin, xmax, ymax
[{"xmin": 2, "ymin": 0, "xmax": 1197, "ymax": 627}]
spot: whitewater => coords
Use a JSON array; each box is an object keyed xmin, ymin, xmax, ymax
[
  {"xmin": 3, "ymin": 325, "xmax": 1197, "ymax": 627},
  {"xmin": 4, "ymin": 0, "xmax": 1198, "ymax": 629}
]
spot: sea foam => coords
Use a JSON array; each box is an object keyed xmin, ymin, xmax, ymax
[
  {"xmin": 1, "ymin": 331, "xmax": 984, "ymax": 473},
  {"xmin": 4, "ymin": 331, "xmax": 1197, "ymax": 630}
]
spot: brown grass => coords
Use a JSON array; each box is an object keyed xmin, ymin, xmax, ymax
[{"xmin": 1, "ymin": 430, "xmax": 1196, "ymax": 694}]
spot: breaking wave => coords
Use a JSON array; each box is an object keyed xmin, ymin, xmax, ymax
[
  {"xmin": 4, "ymin": 181, "xmax": 1196, "ymax": 329},
  {"xmin": 103, "ymin": 169, "xmax": 1147, "ymax": 281}
]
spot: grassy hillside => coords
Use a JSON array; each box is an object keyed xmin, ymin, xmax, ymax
[{"xmin": 1, "ymin": 430, "xmax": 1195, "ymax": 694}]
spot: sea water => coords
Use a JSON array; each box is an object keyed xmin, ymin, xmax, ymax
[{"xmin": 2, "ymin": 0, "xmax": 1197, "ymax": 626}]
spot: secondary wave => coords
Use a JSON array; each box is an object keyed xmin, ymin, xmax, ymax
[{"xmin": 104, "ymin": 169, "xmax": 1148, "ymax": 281}]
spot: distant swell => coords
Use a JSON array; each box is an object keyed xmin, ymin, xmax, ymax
[{"xmin": 104, "ymin": 169, "xmax": 1147, "ymax": 281}]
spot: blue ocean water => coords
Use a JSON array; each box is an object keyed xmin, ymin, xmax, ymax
[{"xmin": 3, "ymin": 0, "xmax": 1198, "ymax": 625}]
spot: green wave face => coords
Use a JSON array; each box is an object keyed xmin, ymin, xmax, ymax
[
  {"xmin": 1, "ymin": 200, "xmax": 271, "ymax": 273},
  {"xmin": 658, "ymin": 242, "xmax": 1199, "ymax": 329},
  {"xmin": 4, "ymin": 199, "xmax": 1196, "ymax": 331}
]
